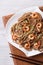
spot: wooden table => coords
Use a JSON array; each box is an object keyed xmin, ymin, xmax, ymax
[{"xmin": 3, "ymin": 6, "xmax": 43, "ymax": 65}]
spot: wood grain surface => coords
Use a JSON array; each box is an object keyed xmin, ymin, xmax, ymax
[{"xmin": 3, "ymin": 6, "xmax": 43, "ymax": 65}]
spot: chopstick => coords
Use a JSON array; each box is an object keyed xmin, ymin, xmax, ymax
[
  {"xmin": 10, "ymin": 53, "xmax": 43, "ymax": 64},
  {"xmin": 10, "ymin": 53, "xmax": 43, "ymax": 65},
  {"xmin": 10, "ymin": 56, "xmax": 40, "ymax": 65}
]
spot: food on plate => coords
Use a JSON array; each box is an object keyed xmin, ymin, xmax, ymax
[{"xmin": 11, "ymin": 12, "xmax": 43, "ymax": 51}]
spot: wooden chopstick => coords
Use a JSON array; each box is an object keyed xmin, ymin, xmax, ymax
[
  {"xmin": 10, "ymin": 53, "xmax": 43, "ymax": 64},
  {"xmin": 10, "ymin": 53, "xmax": 43, "ymax": 65},
  {"xmin": 10, "ymin": 56, "xmax": 40, "ymax": 65}
]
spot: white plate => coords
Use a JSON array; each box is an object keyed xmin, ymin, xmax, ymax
[{"xmin": 6, "ymin": 6, "xmax": 43, "ymax": 57}]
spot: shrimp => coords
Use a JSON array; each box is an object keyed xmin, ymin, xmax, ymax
[
  {"xmin": 28, "ymin": 34, "xmax": 35, "ymax": 40},
  {"xmin": 36, "ymin": 22, "xmax": 42, "ymax": 32},
  {"xmin": 33, "ymin": 41, "xmax": 41, "ymax": 50},
  {"xmin": 24, "ymin": 42, "xmax": 30, "ymax": 50},
  {"xmin": 22, "ymin": 26, "xmax": 30, "ymax": 32}
]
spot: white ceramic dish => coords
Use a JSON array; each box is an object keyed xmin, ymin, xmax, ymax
[{"xmin": 6, "ymin": 6, "xmax": 43, "ymax": 57}]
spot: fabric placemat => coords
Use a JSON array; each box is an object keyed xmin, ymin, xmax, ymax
[{"xmin": 3, "ymin": 6, "xmax": 43, "ymax": 65}]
